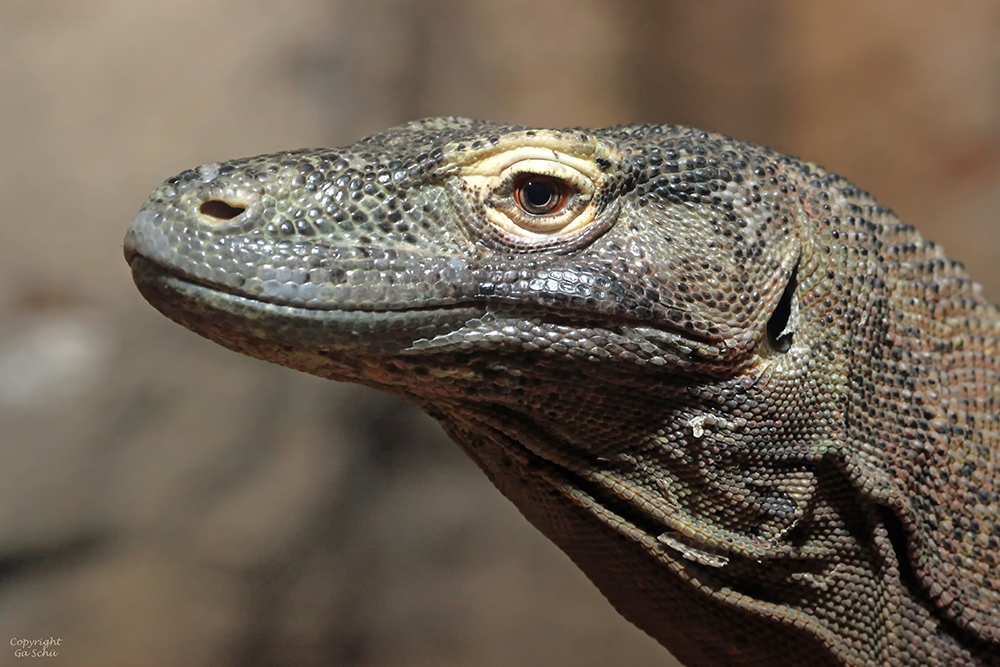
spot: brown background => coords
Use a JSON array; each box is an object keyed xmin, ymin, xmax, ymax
[{"xmin": 0, "ymin": 2, "xmax": 998, "ymax": 666}]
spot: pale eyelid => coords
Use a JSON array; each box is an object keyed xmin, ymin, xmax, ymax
[
  {"xmin": 458, "ymin": 146, "xmax": 607, "ymax": 180},
  {"xmin": 459, "ymin": 155, "xmax": 606, "ymax": 240}
]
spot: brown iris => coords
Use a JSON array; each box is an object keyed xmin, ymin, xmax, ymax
[{"xmin": 513, "ymin": 174, "xmax": 569, "ymax": 216}]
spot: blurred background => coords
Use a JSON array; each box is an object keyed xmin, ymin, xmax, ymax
[{"xmin": 0, "ymin": 1, "xmax": 998, "ymax": 665}]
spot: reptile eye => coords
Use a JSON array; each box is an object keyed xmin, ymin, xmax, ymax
[
  {"xmin": 514, "ymin": 175, "xmax": 569, "ymax": 216},
  {"xmin": 456, "ymin": 141, "xmax": 619, "ymax": 241}
]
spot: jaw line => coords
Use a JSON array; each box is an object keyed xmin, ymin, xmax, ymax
[
  {"xmin": 128, "ymin": 254, "xmax": 488, "ymax": 356},
  {"xmin": 127, "ymin": 253, "xmax": 720, "ymax": 359}
]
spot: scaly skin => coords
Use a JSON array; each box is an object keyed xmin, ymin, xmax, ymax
[{"xmin": 124, "ymin": 118, "xmax": 1000, "ymax": 666}]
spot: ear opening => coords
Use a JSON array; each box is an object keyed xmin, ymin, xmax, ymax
[{"xmin": 766, "ymin": 262, "xmax": 798, "ymax": 354}]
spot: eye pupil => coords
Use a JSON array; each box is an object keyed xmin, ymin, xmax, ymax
[
  {"xmin": 524, "ymin": 180, "xmax": 555, "ymax": 207},
  {"xmin": 515, "ymin": 176, "xmax": 563, "ymax": 215}
]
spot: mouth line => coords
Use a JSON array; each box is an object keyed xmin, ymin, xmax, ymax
[
  {"xmin": 126, "ymin": 250, "xmax": 719, "ymax": 346},
  {"xmin": 127, "ymin": 250, "xmax": 476, "ymax": 314}
]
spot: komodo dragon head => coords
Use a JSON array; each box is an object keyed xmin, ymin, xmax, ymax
[{"xmin": 125, "ymin": 118, "xmax": 1000, "ymax": 667}]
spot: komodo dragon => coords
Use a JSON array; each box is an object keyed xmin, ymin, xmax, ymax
[{"xmin": 124, "ymin": 118, "xmax": 1000, "ymax": 666}]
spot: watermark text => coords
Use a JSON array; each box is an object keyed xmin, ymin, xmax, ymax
[{"xmin": 10, "ymin": 637, "xmax": 62, "ymax": 658}]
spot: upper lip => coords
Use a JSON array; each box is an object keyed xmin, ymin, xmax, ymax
[
  {"xmin": 126, "ymin": 247, "xmax": 721, "ymax": 349},
  {"xmin": 123, "ymin": 245, "xmax": 139, "ymax": 266}
]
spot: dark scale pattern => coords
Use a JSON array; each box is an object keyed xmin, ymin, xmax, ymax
[{"xmin": 125, "ymin": 118, "xmax": 1000, "ymax": 667}]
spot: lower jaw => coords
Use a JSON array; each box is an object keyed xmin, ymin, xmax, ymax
[{"xmin": 127, "ymin": 254, "xmax": 488, "ymax": 361}]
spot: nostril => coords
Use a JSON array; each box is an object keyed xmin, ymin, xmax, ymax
[{"xmin": 199, "ymin": 200, "xmax": 247, "ymax": 220}]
